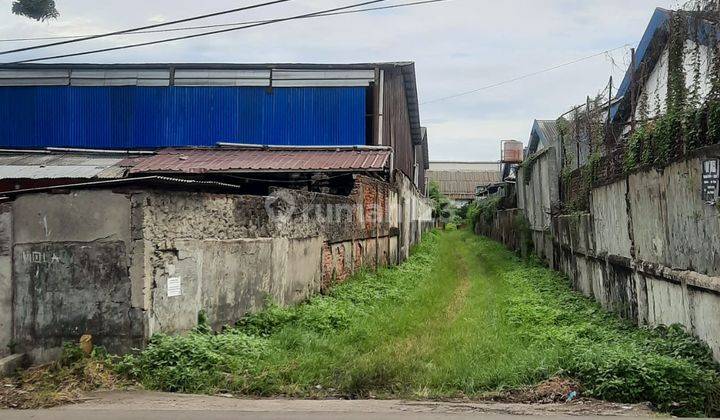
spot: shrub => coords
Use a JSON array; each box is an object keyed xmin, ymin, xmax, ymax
[{"xmin": 503, "ymin": 263, "xmax": 720, "ymax": 417}]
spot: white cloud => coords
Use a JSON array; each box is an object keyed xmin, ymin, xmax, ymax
[{"xmin": 0, "ymin": 0, "xmax": 680, "ymax": 159}]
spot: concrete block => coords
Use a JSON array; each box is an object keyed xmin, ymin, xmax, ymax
[
  {"xmin": 13, "ymin": 190, "xmax": 131, "ymax": 244},
  {"xmin": 0, "ymin": 354, "xmax": 27, "ymax": 377},
  {"xmin": 591, "ymin": 181, "xmax": 632, "ymax": 259}
]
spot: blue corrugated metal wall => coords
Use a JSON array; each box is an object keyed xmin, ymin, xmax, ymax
[{"xmin": 0, "ymin": 86, "xmax": 367, "ymax": 148}]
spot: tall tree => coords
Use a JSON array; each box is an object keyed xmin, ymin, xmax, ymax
[{"xmin": 12, "ymin": 0, "xmax": 59, "ymax": 21}]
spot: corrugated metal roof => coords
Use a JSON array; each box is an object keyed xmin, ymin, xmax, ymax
[
  {"xmin": 1, "ymin": 175, "xmax": 245, "ymax": 197},
  {"xmin": 426, "ymin": 170, "xmax": 501, "ymax": 200},
  {"xmin": 0, "ymin": 152, "xmax": 131, "ymax": 179},
  {"xmin": 420, "ymin": 127, "xmax": 429, "ymax": 170},
  {"xmin": 0, "ymin": 67, "xmax": 376, "ymax": 87},
  {"xmin": 536, "ymin": 120, "xmax": 560, "ymax": 146},
  {"xmin": 129, "ymin": 148, "xmax": 391, "ymax": 174},
  {"xmin": 528, "ymin": 119, "xmax": 561, "ymax": 155},
  {"xmin": 0, "ymin": 86, "xmax": 367, "ymax": 149}
]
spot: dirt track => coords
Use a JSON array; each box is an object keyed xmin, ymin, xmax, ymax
[{"xmin": 13, "ymin": 390, "xmax": 654, "ymax": 418}]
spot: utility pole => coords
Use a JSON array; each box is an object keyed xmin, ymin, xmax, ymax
[
  {"xmin": 607, "ymin": 76, "xmax": 613, "ymax": 124},
  {"xmin": 587, "ymin": 95, "xmax": 593, "ymax": 155},
  {"xmin": 630, "ymin": 48, "xmax": 637, "ymax": 132},
  {"xmin": 607, "ymin": 76, "xmax": 613, "ymax": 147}
]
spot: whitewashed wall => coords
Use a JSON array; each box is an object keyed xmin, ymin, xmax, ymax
[{"xmin": 634, "ymin": 40, "xmax": 713, "ymax": 121}]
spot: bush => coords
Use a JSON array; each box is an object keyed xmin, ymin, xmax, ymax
[
  {"xmin": 465, "ymin": 202, "xmax": 480, "ymax": 230},
  {"xmin": 472, "ymin": 198, "xmax": 501, "ymax": 229},
  {"xmin": 504, "ymin": 263, "xmax": 720, "ymax": 417},
  {"xmin": 115, "ymin": 331, "xmax": 269, "ymax": 394}
]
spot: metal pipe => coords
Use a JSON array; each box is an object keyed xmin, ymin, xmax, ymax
[
  {"xmin": 45, "ymin": 147, "xmax": 156, "ymax": 155},
  {"xmin": 216, "ymin": 142, "xmax": 393, "ymax": 151}
]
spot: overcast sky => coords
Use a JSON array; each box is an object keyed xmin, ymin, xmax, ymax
[{"xmin": 0, "ymin": 0, "xmax": 685, "ymax": 160}]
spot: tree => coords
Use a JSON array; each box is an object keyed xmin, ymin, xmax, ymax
[
  {"xmin": 428, "ymin": 181, "xmax": 452, "ymax": 221},
  {"xmin": 12, "ymin": 0, "xmax": 59, "ymax": 21}
]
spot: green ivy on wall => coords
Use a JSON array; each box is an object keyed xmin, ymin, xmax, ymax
[{"xmin": 621, "ymin": 10, "xmax": 720, "ymax": 174}]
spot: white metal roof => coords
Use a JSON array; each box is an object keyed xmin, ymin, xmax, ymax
[
  {"xmin": 0, "ymin": 153, "xmax": 128, "ymax": 179},
  {"xmin": 0, "ymin": 67, "xmax": 376, "ymax": 87}
]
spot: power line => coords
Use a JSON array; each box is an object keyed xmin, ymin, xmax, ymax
[
  {"xmin": 420, "ymin": 44, "xmax": 632, "ymax": 105},
  {"xmin": 0, "ymin": 0, "xmax": 294, "ymax": 57},
  {"xmin": 10, "ymin": 0, "xmax": 404, "ymax": 64},
  {"xmin": 0, "ymin": 0, "xmax": 448, "ymax": 43}
]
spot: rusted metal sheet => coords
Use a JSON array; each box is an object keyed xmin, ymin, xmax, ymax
[
  {"xmin": 382, "ymin": 67, "xmax": 414, "ymax": 179},
  {"xmin": 129, "ymin": 148, "xmax": 391, "ymax": 174}
]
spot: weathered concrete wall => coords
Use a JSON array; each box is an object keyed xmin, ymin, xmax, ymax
[
  {"xmin": 394, "ymin": 170, "xmax": 433, "ymax": 262},
  {"xmin": 518, "ymin": 147, "xmax": 559, "ymax": 233},
  {"xmin": 0, "ymin": 204, "xmax": 12, "ymax": 357},
  {"xmin": 484, "ymin": 145, "xmax": 720, "ymax": 359},
  {"xmin": 321, "ymin": 236, "xmax": 397, "ymax": 290},
  {"xmin": 149, "ymin": 236, "xmax": 324, "ymax": 333},
  {"xmin": 10, "ymin": 191, "xmax": 144, "ymax": 362},
  {"xmin": 141, "ymin": 174, "xmax": 430, "ymax": 337},
  {"xmin": 517, "ymin": 147, "xmax": 559, "ymax": 265},
  {"xmin": 4, "ymin": 173, "xmax": 433, "ymax": 361},
  {"xmin": 553, "ymin": 148, "xmax": 720, "ymax": 358},
  {"xmin": 137, "ymin": 188, "xmax": 354, "ymax": 336},
  {"xmin": 629, "ymin": 158, "xmax": 720, "ymax": 276},
  {"xmin": 590, "ymin": 181, "xmax": 632, "ymax": 259}
]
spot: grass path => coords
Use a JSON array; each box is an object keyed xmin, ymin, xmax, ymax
[{"xmin": 116, "ymin": 229, "xmax": 720, "ymax": 416}]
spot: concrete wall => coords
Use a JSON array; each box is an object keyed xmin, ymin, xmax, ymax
[
  {"xmin": 518, "ymin": 146, "xmax": 559, "ymax": 265},
  {"xmin": 557, "ymin": 148, "xmax": 720, "ymax": 358},
  {"xmin": 0, "ymin": 203, "xmax": 12, "ymax": 357},
  {"xmin": 632, "ymin": 40, "xmax": 713, "ymax": 122},
  {"xmin": 484, "ymin": 145, "xmax": 720, "ymax": 359},
  {"xmin": 4, "ymin": 174, "xmax": 433, "ymax": 362},
  {"xmin": 135, "ymin": 180, "xmax": 395, "ymax": 336},
  {"xmin": 395, "ymin": 170, "xmax": 433, "ymax": 262},
  {"xmin": 10, "ymin": 190, "xmax": 144, "ymax": 362},
  {"xmin": 518, "ymin": 147, "xmax": 559, "ymax": 232},
  {"xmin": 475, "ymin": 208, "xmax": 523, "ymax": 252},
  {"xmin": 590, "ymin": 181, "xmax": 632, "ymax": 259},
  {"xmin": 150, "ymin": 237, "xmax": 324, "ymax": 334}
]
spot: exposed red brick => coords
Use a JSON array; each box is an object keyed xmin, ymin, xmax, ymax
[
  {"xmin": 321, "ymin": 242, "xmax": 334, "ymax": 291},
  {"xmin": 335, "ymin": 244, "xmax": 348, "ymax": 283},
  {"xmin": 354, "ymin": 241, "xmax": 364, "ymax": 271},
  {"xmin": 363, "ymin": 183, "xmax": 377, "ymax": 236}
]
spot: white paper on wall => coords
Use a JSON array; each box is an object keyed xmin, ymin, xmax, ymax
[{"xmin": 167, "ymin": 277, "xmax": 182, "ymax": 297}]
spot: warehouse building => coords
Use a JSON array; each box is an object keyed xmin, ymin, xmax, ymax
[
  {"xmin": 426, "ymin": 161, "xmax": 501, "ymax": 206},
  {"xmin": 0, "ymin": 62, "xmax": 433, "ymax": 362}
]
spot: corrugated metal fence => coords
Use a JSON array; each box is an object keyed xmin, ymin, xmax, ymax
[{"xmin": 0, "ymin": 86, "xmax": 367, "ymax": 149}]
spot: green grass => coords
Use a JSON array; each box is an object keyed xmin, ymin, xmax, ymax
[{"xmin": 115, "ymin": 230, "xmax": 720, "ymax": 416}]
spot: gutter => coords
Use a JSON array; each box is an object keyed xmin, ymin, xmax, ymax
[
  {"xmin": 0, "ymin": 175, "xmax": 244, "ymax": 197},
  {"xmin": 46, "ymin": 147, "xmax": 156, "ymax": 155},
  {"xmin": 215, "ymin": 142, "xmax": 393, "ymax": 151}
]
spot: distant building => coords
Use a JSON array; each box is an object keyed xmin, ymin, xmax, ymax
[{"xmin": 426, "ymin": 161, "xmax": 501, "ymax": 206}]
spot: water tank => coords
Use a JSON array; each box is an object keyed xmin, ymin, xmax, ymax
[{"xmin": 501, "ymin": 140, "xmax": 524, "ymax": 163}]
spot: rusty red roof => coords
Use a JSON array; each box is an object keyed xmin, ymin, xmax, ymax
[{"xmin": 128, "ymin": 148, "xmax": 391, "ymax": 174}]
